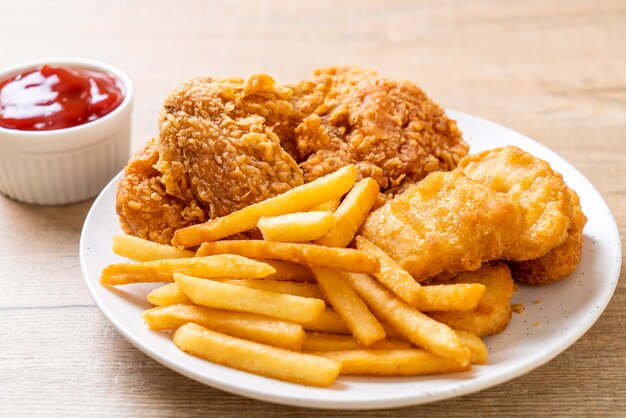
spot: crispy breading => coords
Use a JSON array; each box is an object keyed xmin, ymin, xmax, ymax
[
  {"xmin": 510, "ymin": 189, "xmax": 586, "ymax": 284},
  {"xmin": 457, "ymin": 146, "xmax": 586, "ymax": 284},
  {"xmin": 117, "ymin": 67, "xmax": 468, "ymax": 243},
  {"xmin": 359, "ymin": 170, "xmax": 527, "ymax": 281},
  {"xmin": 115, "ymin": 139, "xmax": 206, "ymax": 244},
  {"xmin": 157, "ymin": 75, "xmax": 305, "ymax": 219},
  {"xmin": 428, "ymin": 262, "xmax": 514, "ymax": 337},
  {"xmin": 291, "ymin": 67, "xmax": 469, "ymax": 190},
  {"xmin": 458, "ymin": 146, "xmax": 575, "ymax": 261},
  {"xmin": 359, "ymin": 146, "xmax": 585, "ymax": 284}
]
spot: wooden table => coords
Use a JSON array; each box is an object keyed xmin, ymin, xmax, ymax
[{"xmin": 1, "ymin": 0, "xmax": 625, "ymax": 416}]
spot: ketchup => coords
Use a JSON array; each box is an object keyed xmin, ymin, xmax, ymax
[{"xmin": 0, "ymin": 65, "xmax": 124, "ymax": 131}]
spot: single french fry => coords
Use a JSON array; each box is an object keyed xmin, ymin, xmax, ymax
[
  {"xmin": 148, "ymin": 276, "xmax": 324, "ymax": 305},
  {"xmin": 113, "ymin": 233, "xmax": 194, "ymax": 261},
  {"xmin": 175, "ymin": 273, "xmax": 325, "ymax": 324},
  {"xmin": 315, "ymin": 177, "xmax": 379, "ymax": 248},
  {"xmin": 258, "ymin": 211, "xmax": 335, "ymax": 243},
  {"xmin": 455, "ymin": 330, "xmax": 488, "ymax": 365},
  {"xmin": 196, "ymin": 240, "xmax": 379, "ymax": 274},
  {"xmin": 303, "ymin": 332, "xmax": 411, "ymax": 351},
  {"xmin": 220, "ymin": 279, "xmax": 325, "ymax": 301},
  {"xmin": 341, "ymin": 272, "xmax": 471, "ymax": 366},
  {"xmin": 311, "ymin": 266, "xmax": 385, "ymax": 346},
  {"xmin": 312, "ymin": 349, "xmax": 471, "ymax": 376},
  {"xmin": 417, "ymin": 284, "xmax": 486, "ymax": 312},
  {"xmin": 262, "ymin": 259, "xmax": 314, "ymax": 282},
  {"xmin": 143, "ymin": 304, "xmax": 305, "ymax": 350},
  {"xmin": 311, "ymin": 199, "xmax": 340, "ymax": 212},
  {"xmin": 302, "ymin": 308, "xmax": 351, "ymax": 334},
  {"xmin": 173, "ymin": 323, "xmax": 340, "ymax": 387},
  {"xmin": 147, "ymin": 283, "xmax": 192, "ymax": 306},
  {"xmin": 100, "ymin": 255, "xmax": 275, "ymax": 285},
  {"xmin": 356, "ymin": 236, "xmax": 422, "ymax": 306},
  {"xmin": 172, "ymin": 165, "xmax": 357, "ymax": 247}
]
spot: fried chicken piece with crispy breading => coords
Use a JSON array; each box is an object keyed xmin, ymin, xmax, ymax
[
  {"xmin": 156, "ymin": 74, "xmax": 305, "ymax": 220},
  {"xmin": 290, "ymin": 67, "xmax": 469, "ymax": 191},
  {"xmin": 117, "ymin": 67, "xmax": 469, "ymax": 244},
  {"xmin": 116, "ymin": 139, "xmax": 206, "ymax": 244}
]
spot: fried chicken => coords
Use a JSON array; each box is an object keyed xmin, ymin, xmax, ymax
[
  {"xmin": 290, "ymin": 67, "xmax": 468, "ymax": 190},
  {"xmin": 116, "ymin": 139, "xmax": 206, "ymax": 244},
  {"xmin": 117, "ymin": 67, "xmax": 468, "ymax": 243},
  {"xmin": 157, "ymin": 74, "xmax": 305, "ymax": 220},
  {"xmin": 359, "ymin": 146, "xmax": 585, "ymax": 284}
]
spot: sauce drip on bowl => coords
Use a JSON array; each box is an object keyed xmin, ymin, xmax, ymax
[{"xmin": 0, "ymin": 65, "xmax": 124, "ymax": 131}]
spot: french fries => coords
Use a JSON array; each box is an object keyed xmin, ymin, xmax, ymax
[
  {"xmin": 113, "ymin": 233, "xmax": 194, "ymax": 261},
  {"xmin": 219, "ymin": 279, "xmax": 325, "ymax": 300},
  {"xmin": 417, "ymin": 284, "xmax": 486, "ymax": 312},
  {"xmin": 301, "ymin": 308, "xmax": 351, "ymax": 334},
  {"xmin": 258, "ymin": 211, "xmax": 335, "ymax": 242},
  {"xmin": 356, "ymin": 236, "xmax": 422, "ymax": 306},
  {"xmin": 303, "ymin": 332, "xmax": 410, "ymax": 351},
  {"xmin": 356, "ymin": 236, "xmax": 486, "ymax": 311},
  {"xmin": 147, "ymin": 283, "xmax": 191, "ymax": 306},
  {"xmin": 104, "ymin": 160, "xmax": 498, "ymax": 386},
  {"xmin": 340, "ymin": 272, "xmax": 471, "ymax": 366},
  {"xmin": 143, "ymin": 304, "xmax": 305, "ymax": 350},
  {"xmin": 311, "ymin": 266, "xmax": 385, "ymax": 346},
  {"xmin": 149, "ymin": 280, "xmax": 323, "ymax": 305},
  {"xmin": 455, "ymin": 330, "xmax": 488, "ymax": 365},
  {"xmin": 315, "ymin": 178, "xmax": 379, "ymax": 248},
  {"xmin": 100, "ymin": 255, "xmax": 275, "ymax": 285},
  {"xmin": 173, "ymin": 323, "xmax": 341, "ymax": 387},
  {"xmin": 196, "ymin": 240, "xmax": 379, "ymax": 273},
  {"xmin": 312, "ymin": 349, "xmax": 471, "ymax": 376},
  {"xmin": 311, "ymin": 199, "xmax": 340, "ymax": 212},
  {"xmin": 262, "ymin": 259, "xmax": 314, "ymax": 282},
  {"xmin": 175, "ymin": 273, "xmax": 325, "ymax": 324},
  {"xmin": 172, "ymin": 165, "xmax": 357, "ymax": 247}
]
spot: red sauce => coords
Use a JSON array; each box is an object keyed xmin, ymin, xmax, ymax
[{"xmin": 0, "ymin": 65, "xmax": 124, "ymax": 131}]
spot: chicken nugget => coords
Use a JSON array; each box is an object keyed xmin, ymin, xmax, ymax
[
  {"xmin": 510, "ymin": 189, "xmax": 586, "ymax": 284},
  {"xmin": 359, "ymin": 170, "xmax": 527, "ymax": 281},
  {"xmin": 428, "ymin": 262, "xmax": 514, "ymax": 337},
  {"xmin": 458, "ymin": 145, "xmax": 576, "ymax": 261}
]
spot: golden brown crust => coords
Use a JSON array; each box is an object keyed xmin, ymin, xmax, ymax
[
  {"xmin": 428, "ymin": 262, "xmax": 514, "ymax": 337},
  {"xmin": 117, "ymin": 67, "xmax": 468, "ymax": 243},
  {"xmin": 291, "ymin": 67, "xmax": 468, "ymax": 189},
  {"xmin": 157, "ymin": 74, "xmax": 305, "ymax": 219},
  {"xmin": 510, "ymin": 189, "xmax": 587, "ymax": 284},
  {"xmin": 115, "ymin": 139, "xmax": 206, "ymax": 244},
  {"xmin": 458, "ymin": 145, "xmax": 574, "ymax": 261},
  {"xmin": 359, "ymin": 170, "xmax": 527, "ymax": 281},
  {"xmin": 359, "ymin": 146, "xmax": 586, "ymax": 284}
]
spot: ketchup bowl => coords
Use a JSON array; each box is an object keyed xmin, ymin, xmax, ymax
[{"xmin": 0, "ymin": 58, "xmax": 133, "ymax": 205}]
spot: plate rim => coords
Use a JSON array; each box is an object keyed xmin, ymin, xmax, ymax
[{"xmin": 80, "ymin": 110, "xmax": 622, "ymax": 410}]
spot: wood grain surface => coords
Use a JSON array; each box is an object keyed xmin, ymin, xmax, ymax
[{"xmin": 1, "ymin": 0, "xmax": 625, "ymax": 416}]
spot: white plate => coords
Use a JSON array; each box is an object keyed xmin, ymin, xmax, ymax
[{"xmin": 80, "ymin": 111, "xmax": 621, "ymax": 410}]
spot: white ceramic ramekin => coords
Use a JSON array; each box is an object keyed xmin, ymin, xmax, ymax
[{"xmin": 0, "ymin": 58, "xmax": 133, "ymax": 205}]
